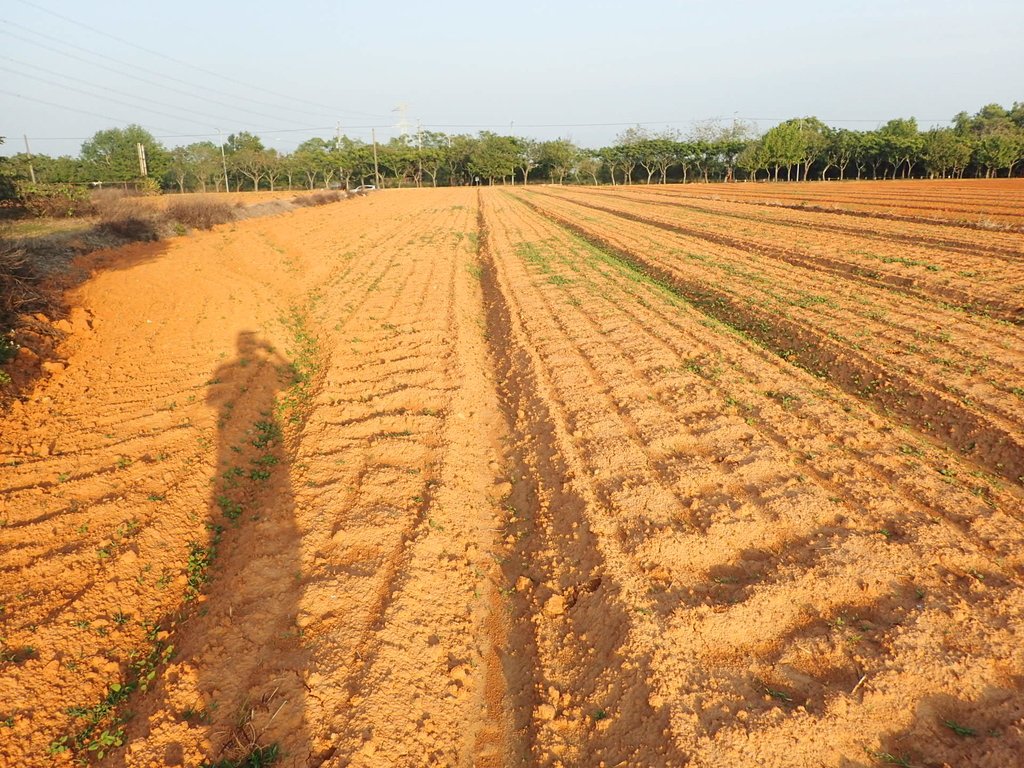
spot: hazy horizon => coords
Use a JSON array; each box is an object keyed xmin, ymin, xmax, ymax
[{"xmin": 2, "ymin": 0, "xmax": 1022, "ymax": 157}]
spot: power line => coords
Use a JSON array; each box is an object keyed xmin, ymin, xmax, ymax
[
  {"xmin": 0, "ymin": 88, "xmax": 172, "ymax": 133},
  {"xmin": 0, "ymin": 21, "xmax": 326, "ymax": 127},
  {"xmin": 12, "ymin": 0, "xmax": 392, "ymax": 121},
  {"xmin": 0, "ymin": 62, "xmax": 226, "ymax": 131},
  {"xmin": 0, "ymin": 54, "xmax": 241, "ymax": 128}
]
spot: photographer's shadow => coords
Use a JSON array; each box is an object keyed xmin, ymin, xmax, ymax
[{"xmin": 115, "ymin": 331, "xmax": 311, "ymax": 767}]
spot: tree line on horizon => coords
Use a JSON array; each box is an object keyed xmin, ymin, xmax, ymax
[{"xmin": 2, "ymin": 102, "xmax": 1022, "ymax": 196}]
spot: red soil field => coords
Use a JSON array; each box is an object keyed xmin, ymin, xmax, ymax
[{"xmin": 1, "ymin": 181, "xmax": 1022, "ymax": 767}]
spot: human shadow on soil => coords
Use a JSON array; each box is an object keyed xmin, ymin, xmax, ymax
[{"xmin": 110, "ymin": 331, "xmax": 312, "ymax": 767}]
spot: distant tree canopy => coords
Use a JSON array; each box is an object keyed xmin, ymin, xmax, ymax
[
  {"xmin": 80, "ymin": 124, "xmax": 170, "ymax": 184},
  {"xmin": 2, "ymin": 102, "xmax": 1023, "ymax": 196}
]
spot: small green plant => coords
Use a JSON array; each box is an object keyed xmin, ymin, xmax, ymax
[
  {"xmin": 85, "ymin": 728, "xmax": 124, "ymax": 759},
  {"xmin": 185, "ymin": 541, "xmax": 215, "ymax": 599},
  {"xmin": 200, "ymin": 744, "xmax": 280, "ymax": 768},
  {"xmin": 0, "ymin": 334, "xmax": 18, "ymax": 365},
  {"xmin": 763, "ymin": 685, "xmax": 793, "ymax": 703},
  {"xmin": 217, "ymin": 496, "xmax": 243, "ymax": 520},
  {"xmin": 0, "ymin": 645, "xmax": 37, "ymax": 663},
  {"xmin": 869, "ymin": 750, "xmax": 911, "ymax": 767},
  {"xmin": 180, "ymin": 705, "xmax": 211, "ymax": 723},
  {"xmin": 943, "ymin": 719, "xmax": 976, "ymax": 737},
  {"xmin": 251, "ymin": 420, "xmax": 282, "ymax": 450}
]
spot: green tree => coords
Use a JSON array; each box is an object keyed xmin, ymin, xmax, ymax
[
  {"xmin": 516, "ymin": 138, "xmax": 540, "ymax": 186},
  {"xmin": 878, "ymin": 118, "xmax": 922, "ymax": 178},
  {"xmin": 736, "ymin": 140, "xmax": 768, "ymax": 181},
  {"xmin": 225, "ymin": 132, "xmax": 267, "ymax": 191},
  {"xmin": 445, "ymin": 134, "xmax": 476, "ymax": 186},
  {"xmin": 293, "ymin": 138, "xmax": 333, "ymax": 189},
  {"xmin": 81, "ymin": 124, "xmax": 169, "ymax": 184},
  {"xmin": 922, "ymin": 128, "xmax": 973, "ymax": 178},
  {"xmin": 760, "ymin": 121, "xmax": 803, "ymax": 180},
  {"xmin": 538, "ymin": 139, "xmax": 578, "ymax": 184},
  {"xmin": 824, "ymin": 129, "xmax": 862, "ymax": 180},
  {"xmin": 632, "ymin": 133, "xmax": 679, "ymax": 184},
  {"xmin": 167, "ymin": 146, "xmax": 192, "ymax": 192},
  {"xmin": 185, "ymin": 142, "xmax": 225, "ymax": 192},
  {"xmin": 264, "ymin": 149, "xmax": 284, "ymax": 191},
  {"xmin": 613, "ymin": 126, "xmax": 649, "ymax": 184},
  {"xmin": 574, "ymin": 149, "xmax": 602, "ymax": 185},
  {"xmin": 469, "ymin": 132, "xmax": 518, "ymax": 184},
  {"xmin": 417, "ymin": 131, "xmax": 451, "ymax": 187},
  {"xmin": 975, "ymin": 129, "xmax": 1023, "ymax": 177},
  {"xmin": 382, "ymin": 138, "xmax": 414, "ymax": 187}
]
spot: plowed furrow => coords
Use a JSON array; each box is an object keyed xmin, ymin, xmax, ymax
[
  {"xmin": 559, "ymin": 186, "xmax": 1024, "ymax": 328},
  {"xmin": 584, "ymin": 184, "xmax": 1024, "ymax": 259},
  {"xmin": 492, "ymin": 196, "xmax": 1022, "ymax": 567},
  {"xmin": 479, "ymin": 194, "xmax": 686, "ymax": 767},
  {"xmin": 478, "ymin": 188, "xmax": 1024, "ymax": 767},
  {"xmin": 635, "ymin": 180, "xmax": 1024, "ymax": 229},
  {"xmin": 237, "ymin": 191, "xmax": 514, "ymax": 767},
  {"xmin": 515, "ymin": 190, "xmax": 1024, "ymax": 485}
]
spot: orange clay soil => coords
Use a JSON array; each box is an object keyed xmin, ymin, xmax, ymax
[{"xmin": 1, "ymin": 183, "xmax": 1023, "ymax": 768}]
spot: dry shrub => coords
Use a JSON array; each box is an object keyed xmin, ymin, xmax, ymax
[
  {"xmin": 292, "ymin": 191, "xmax": 344, "ymax": 207},
  {"xmin": 0, "ymin": 238, "xmax": 43, "ymax": 328},
  {"xmin": 95, "ymin": 198, "xmax": 165, "ymax": 242},
  {"xmin": 89, "ymin": 187, "xmax": 141, "ymax": 205},
  {"xmin": 166, "ymin": 198, "xmax": 235, "ymax": 230}
]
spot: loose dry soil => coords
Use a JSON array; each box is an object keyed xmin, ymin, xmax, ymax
[{"xmin": 2, "ymin": 181, "xmax": 1023, "ymax": 767}]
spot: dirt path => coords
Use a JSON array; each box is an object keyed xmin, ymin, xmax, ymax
[{"xmin": 2, "ymin": 183, "xmax": 1023, "ymax": 767}]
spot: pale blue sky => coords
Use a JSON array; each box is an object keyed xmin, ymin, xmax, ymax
[{"xmin": 1, "ymin": 0, "xmax": 1022, "ymax": 156}]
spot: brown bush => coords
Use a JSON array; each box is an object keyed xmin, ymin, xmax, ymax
[
  {"xmin": 166, "ymin": 198, "xmax": 235, "ymax": 230},
  {"xmin": 292, "ymin": 191, "xmax": 344, "ymax": 207},
  {"xmin": 95, "ymin": 198, "xmax": 165, "ymax": 242}
]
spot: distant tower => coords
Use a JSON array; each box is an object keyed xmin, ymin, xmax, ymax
[{"xmin": 392, "ymin": 103, "xmax": 413, "ymax": 140}]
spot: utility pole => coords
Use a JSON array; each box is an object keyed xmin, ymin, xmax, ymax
[
  {"xmin": 136, "ymin": 142, "xmax": 148, "ymax": 176},
  {"xmin": 217, "ymin": 129, "xmax": 230, "ymax": 193},
  {"xmin": 342, "ymin": 123, "xmax": 350, "ymax": 191},
  {"xmin": 23, "ymin": 134, "xmax": 36, "ymax": 183},
  {"xmin": 416, "ymin": 120, "xmax": 422, "ymax": 188},
  {"xmin": 371, "ymin": 127, "xmax": 380, "ymax": 188}
]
